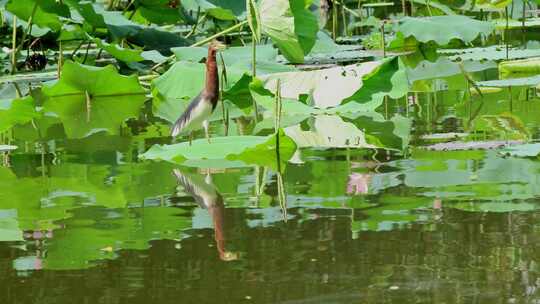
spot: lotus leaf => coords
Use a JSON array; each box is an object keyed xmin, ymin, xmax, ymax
[
  {"xmin": 260, "ymin": 0, "xmax": 318, "ymax": 63},
  {"xmin": 6, "ymin": 0, "xmax": 70, "ymax": 31},
  {"xmin": 42, "ymin": 61, "xmax": 146, "ymax": 138},
  {"xmin": 140, "ymin": 129, "xmax": 297, "ymax": 170},
  {"xmin": 397, "ymin": 15, "xmax": 494, "ymax": 45},
  {"xmin": 0, "ymin": 96, "xmax": 39, "ymax": 133}
]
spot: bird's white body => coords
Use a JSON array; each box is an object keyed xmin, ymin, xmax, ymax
[
  {"xmin": 171, "ymin": 95, "xmax": 214, "ymax": 138},
  {"xmin": 182, "ymin": 98, "xmax": 213, "ymax": 133}
]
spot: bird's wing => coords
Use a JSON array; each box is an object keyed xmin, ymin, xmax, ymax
[
  {"xmin": 171, "ymin": 92, "xmax": 204, "ymax": 137},
  {"xmin": 172, "ymin": 169, "xmax": 222, "ymax": 209}
]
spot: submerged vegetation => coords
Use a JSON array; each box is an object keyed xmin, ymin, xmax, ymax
[{"xmin": 0, "ymin": 0, "xmax": 540, "ymax": 302}]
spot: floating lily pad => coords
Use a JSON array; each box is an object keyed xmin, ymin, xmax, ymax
[{"xmin": 140, "ymin": 129, "xmax": 297, "ymax": 169}]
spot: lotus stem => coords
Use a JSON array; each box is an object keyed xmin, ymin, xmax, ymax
[
  {"xmin": 402, "ymin": 0, "xmax": 406, "ymax": 15},
  {"xmin": 505, "ymin": 6, "xmax": 509, "ymax": 60},
  {"xmin": 508, "ymin": 87, "xmax": 513, "ymax": 112},
  {"xmin": 277, "ymin": 172, "xmax": 287, "ymax": 222},
  {"xmin": 251, "ymin": 38, "xmax": 259, "ymax": 122},
  {"xmin": 192, "ymin": 20, "xmax": 248, "ymax": 47},
  {"xmin": 522, "ymin": 0, "xmax": 526, "ymax": 44},
  {"xmin": 58, "ymin": 40, "xmax": 63, "ymax": 78},
  {"xmin": 333, "ymin": 0, "xmax": 361, "ymax": 18},
  {"xmin": 10, "ymin": 16, "xmax": 16, "ymax": 74},
  {"xmin": 381, "ymin": 21, "xmax": 386, "ymax": 58},
  {"xmin": 341, "ymin": 1, "xmax": 347, "ymax": 36},
  {"xmin": 332, "ymin": 0, "xmax": 338, "ymax": 39},
  {"xmin": 85, "ymin": 90, "xmax": 91, "ymax": 122},
  {"xmin": 274, "ymin": 79, "xmax": 282, "ymax": 133},
  {"xmin": 426, "ymin": 0, "xmax": 433, "ymax": 16},
  {"xmin": 186, "ymin": 15, "xmax": 206, "ymax": 38}
]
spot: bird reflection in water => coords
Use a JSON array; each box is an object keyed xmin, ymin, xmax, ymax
[{"xmin": 172, "ymin": 169, "xmax": 239, "ymax": 261}]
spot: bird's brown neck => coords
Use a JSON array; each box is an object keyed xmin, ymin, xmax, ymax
[{"xmin": 204, "ymin": 48, "xmax": 219, "ymax": 104}]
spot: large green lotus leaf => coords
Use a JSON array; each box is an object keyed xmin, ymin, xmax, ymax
[
  {"xmin": 129, "ymin": 28, "xmax": 192, "ymax": 55},
  {"xmin": 260, "ymin": 0, "xmax": 318, "ymax": 63},
  {"xmin": 64, "ymin": 0, "xmax": 106, "ymax": 28},
  {"xmin": 262, "ymin": 60, "xmax": 383, "ymax": 108},
  {"xmin": 6, "ymin": 0, "xmax": 70, "ymax": 31},
  {"xmin": 140, "ymin": 129, "xmax": 297, "ymax": 170},
  {"xmin": 0, "ymin": 96, "xmax": 40, "ymax": 133},
  {"xmin": 43, "ymin": 206, "xmax": 192, "ymax": 270},
  {"xmin": 137, "ymin": 0, "xmax": 185, "ymax": 24},
  {"xmin": 397, "ymin": 15, "xmax": 494, "ymax": 45},
  {"xmin": 476, "ymin": 75, "xmax": 540, "ymax": 87},
  {"xmin": 93, "ymin": 38, "xmax": 145, "ymax": 62},
  {"xmin": 42, "ymin": 61, "xmax": 146, "ymax": 139},
  {"xmin": 343, "ymin": 57, "xmax": 408, "ymax": 105},
  {"xmin": 93, "ymin": 37, "xmax": 167, "ymax": 63}
]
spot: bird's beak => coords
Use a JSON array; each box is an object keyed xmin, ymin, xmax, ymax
[{"xmin": 210, "ymin": 40, "xmax": 227, "ymax": 51}]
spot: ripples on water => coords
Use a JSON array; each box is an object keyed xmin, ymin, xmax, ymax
[{"xmin": 1, "ymin": 89, "xmax": 540, "ymax": 303}]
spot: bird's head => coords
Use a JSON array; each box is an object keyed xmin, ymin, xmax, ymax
[{"xmin": 208, "ymin": 39, "xmax": 227, "ymax": 52}]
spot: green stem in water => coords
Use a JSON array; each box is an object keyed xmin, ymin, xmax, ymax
[
  {"xmin": 58, "ymin": 40, "xmax": 63, "ymax": 78},
  {"xmin": 505, "ymin": 6, "xmax": 509, "ymax": 60},
  {"xmin": 381, "ymin": 22, "xmax": 386, "ymax": 58},
  {"xmin": 332, "ymin": 0, "xmax": 338, "ymax": 40},
  {"xmin": 252, "ymin": 36, "xmax": 259, "ymax": 122}
]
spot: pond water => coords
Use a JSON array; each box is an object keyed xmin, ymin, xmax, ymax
[{"xmin": 1, "ymin": 82, "xmax": 539, "ymax": 303}]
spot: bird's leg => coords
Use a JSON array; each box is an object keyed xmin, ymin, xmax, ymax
[
  {"xmin": 203, "ymin": 120, "xmax": 211, "ymax": 143},
  {"xmin": 189, "ymin": 132, "xmax": 193, "ymax": 146},
  {"xmin": 205, "ymin": 169, "xmax": 212, "ymax": 184}
]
